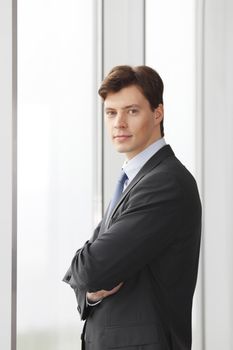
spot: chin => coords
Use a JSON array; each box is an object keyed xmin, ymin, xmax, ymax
[{"xmin": 115, "ymin": 146, "xmax": 129, "ymax": 154}]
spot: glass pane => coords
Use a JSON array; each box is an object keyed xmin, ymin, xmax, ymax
[
  {"xmin": 146, "ymin": 0, "xmax": 196, "ymax": 175},
  {"xmin": 17, "ymin": 1, "xmax": 95, "ymax": 349}
]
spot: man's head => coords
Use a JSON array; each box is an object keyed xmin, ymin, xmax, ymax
[{"xmin": 98, "ymin": 65, "xmax": 164, "ymax": 160}]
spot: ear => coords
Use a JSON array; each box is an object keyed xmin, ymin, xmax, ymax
[{"xmin": 154, "ymin": 104, "xmax": 164, "ymax": 124}]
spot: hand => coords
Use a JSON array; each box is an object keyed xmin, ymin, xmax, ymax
[{"xmin": 86, "ymin": 282, "xmax": 123, "ymax": 303}]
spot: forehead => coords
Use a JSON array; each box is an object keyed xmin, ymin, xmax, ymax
[{"xmin": 104, "ymin": 85, "xmax": 148, "ymax": 109}]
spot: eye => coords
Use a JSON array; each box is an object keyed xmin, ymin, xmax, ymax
[
  {"xmin": 106, "ymin": 110, "xmax": 116, "ymax": 117},
  {"xmin": 128, "ymin": 108, "xmax": 139, "ymax": 115}
]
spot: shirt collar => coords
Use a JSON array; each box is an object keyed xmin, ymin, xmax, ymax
[{"xmin": 122, "ymin": 137, "xmax": 166, "ymax": 185}]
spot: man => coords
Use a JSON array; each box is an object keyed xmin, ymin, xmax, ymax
[{"xmin": 63, "ymin": 65, "xmax": 202, "ymax": 350}]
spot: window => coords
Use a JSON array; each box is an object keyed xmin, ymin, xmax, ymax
[{"xmin": 17, "ymin": 1, "xmax": 96, "ymax": 348}]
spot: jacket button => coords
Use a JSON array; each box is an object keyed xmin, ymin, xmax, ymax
[{"xmin": 77, "ymin": 305, "xmax": 81, "ymax": 313}]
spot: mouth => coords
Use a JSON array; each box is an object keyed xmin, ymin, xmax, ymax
[{"xmin": 113, "ymin": 135, "xmax": 132, "ymax": 140}]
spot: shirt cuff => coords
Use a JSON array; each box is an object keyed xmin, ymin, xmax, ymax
[{"xmin": 86, "ymin": 296, "xmax": 103, "ymax": 307}]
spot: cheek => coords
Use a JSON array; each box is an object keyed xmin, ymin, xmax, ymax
[
  {"xmin": 105, "ymin": 119, "xmax": 113, "ymax": 133},
  {"xmin": 134, "ymin": 119, "xmax": 153, "ymax": 136}
]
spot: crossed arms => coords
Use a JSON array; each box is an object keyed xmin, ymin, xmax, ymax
[{"xmin": 69, "ymin": 173, "xmax": 182, "ymax": 302}]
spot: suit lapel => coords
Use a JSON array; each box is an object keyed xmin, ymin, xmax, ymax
[
  {"xmin": 99, "ymin": 203, "xmax": 110, "ymax": 235},
  {"xmin": 105, "ymin": 145, "xmax": 175, "ymax": 229}
]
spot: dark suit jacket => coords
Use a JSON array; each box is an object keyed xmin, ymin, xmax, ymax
[{"xmin": 63, "ymin": 145, "xmax": 202, "ymax": 350}]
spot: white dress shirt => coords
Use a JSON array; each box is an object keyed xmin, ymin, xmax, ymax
[{"xmin": 122, "ymin": 137, "xmax": 166, "ymax": 190}]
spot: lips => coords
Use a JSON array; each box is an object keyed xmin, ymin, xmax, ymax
[
  {"xmin": 113, "ymin": 135, "xmax": 132, "ymax": 142},
  {"xmin": 114, "ymin": 135, "xmax": 132, "ymax": 139}
]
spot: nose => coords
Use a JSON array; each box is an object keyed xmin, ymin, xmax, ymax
[{"xmin": 114, "ymin": 111, "xmax": 127, "ymax": 128}]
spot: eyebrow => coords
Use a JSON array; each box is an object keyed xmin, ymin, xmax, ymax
[{"xmin": 105, "ymin": 104, "xmax": 140, "ymax": 111}]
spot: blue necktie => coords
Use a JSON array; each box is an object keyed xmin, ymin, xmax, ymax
[{"xmin": 107, "ymin": 170, "xmax": 128, "ymax": 220}]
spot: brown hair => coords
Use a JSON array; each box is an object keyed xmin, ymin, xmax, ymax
[{"xmin": 98, "ymin": 65, "xmax": 164, "ymax": 137}]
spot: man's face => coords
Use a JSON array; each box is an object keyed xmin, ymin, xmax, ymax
[{"xmin": 104, "ymin": 85, "xmax": 163, "ymax": 160}]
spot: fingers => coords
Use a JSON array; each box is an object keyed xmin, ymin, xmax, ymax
[
  {"xmin": 106, "ymin": 282, "xmax": 123, "ymax": 295},
  {"xmin": 86, "ymin": 290, "xmax": 104, "ymax": 302},
  {"xmin": 86, "ymin": 282, "xmax": 124, "ymax": 301}
]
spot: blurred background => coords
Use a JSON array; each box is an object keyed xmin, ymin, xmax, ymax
[{"xmin": 0, "ymin": 0, "xmax": 233, "ymax": 349}]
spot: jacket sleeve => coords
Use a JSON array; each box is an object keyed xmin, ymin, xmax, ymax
[
  {"xmin": 62, "ymin": 220, "xmax": 102, "ymax": 319},
  {"xmin": 71, "ymin": 172, "xmax": 184, "ymax": 292}
]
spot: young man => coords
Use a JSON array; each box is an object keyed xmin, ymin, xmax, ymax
[{"xmin": 63, "ymin": 65, "xmax": 202, "ymax": 350}]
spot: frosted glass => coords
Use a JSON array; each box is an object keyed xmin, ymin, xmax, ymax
[
  {"xmin": 146, "ymin": 0, "xmax": 196, "ymax": 175},
  {"xmin": 17, "ymin": 1, "xmax": 95, "ymax": 349}
]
